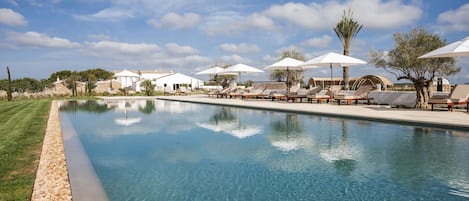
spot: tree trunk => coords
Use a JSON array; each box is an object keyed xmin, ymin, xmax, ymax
[
  {"xmin": 6, "ymin": 66, "xmax": 12, "ymax": 101},
  {"xmin": 413, "ymin": 79, "xmax": 431, "ymax": 109},
  {"xmin": 343, "ymin": 49, "xmax": 350, "ymax": 90},
  {"xmin": 343, "ymin": 66, "xmax": 349, "ymax": 90}
]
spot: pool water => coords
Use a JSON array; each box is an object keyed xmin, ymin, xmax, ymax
[{"xmin": 59, "ymin": 100, "xmax": 469, "ymax": 201}]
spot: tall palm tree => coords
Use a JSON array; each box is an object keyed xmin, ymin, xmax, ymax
[{"xmin": 333, "ymin": 7, "xmax": 363, "ymax": 90}]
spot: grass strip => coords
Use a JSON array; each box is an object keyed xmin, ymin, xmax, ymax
[{"xmin": 0, "ymin": 99, "xmax": 51, "ymax": 201}]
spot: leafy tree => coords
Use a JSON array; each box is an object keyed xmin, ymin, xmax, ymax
[
  {"xmin": 85, "ymin": 74, "xmax": 97, "ymax": 95},
  {"xmin": 140, "ymin": 80, "xmax": 155, "ymax": 96},
  {"xmin": 12, "ymin": 78, "xmax": 43, "ymax": 93},
  {"xmin": 64, "ymin": 71, "xmax": 81, "ymax": 96},
  {"xmin": 334, "ymin": 7, "xmax": 363, "ymax": 90},
  {"xmin": 7, "ymin": 66, "xmax": 12, "ymax": 101},
  {"xmin": 268, "ymin": 50, "xmax": 305, "ymax": 86},
  {"xmin": 48, "ymin": 70, "xmax": 72, "ymax": 83},
  {"xmin": 370, "ymin": 27, "xmax": 459, "ymax": 109},
  {"xmin": 210, "ymin": 64, "xmax": 236, "ymax": 88}
]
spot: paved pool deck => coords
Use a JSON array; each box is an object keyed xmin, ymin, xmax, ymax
[{"xmin": 138, "ymin": 95, "xmax": 469, "ymax": 131}]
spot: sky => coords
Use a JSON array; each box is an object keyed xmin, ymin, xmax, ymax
[{"xmin": 0, "ymin": 0, "xmax": 468, "ymax": 84}]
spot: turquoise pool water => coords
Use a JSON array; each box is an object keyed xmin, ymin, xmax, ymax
[{"xmin": 60, "ymin": 100, "xmax": 469, "ymax": 201}]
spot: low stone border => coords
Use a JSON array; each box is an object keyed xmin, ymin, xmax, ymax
[{"xmin": 31, "ymin": 101, "xmax": 72, "ymax": 201}]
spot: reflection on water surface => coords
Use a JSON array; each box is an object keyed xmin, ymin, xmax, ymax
[{"xmin": 60, "ymin": 100, "xmax": 469, "ymax": 201}]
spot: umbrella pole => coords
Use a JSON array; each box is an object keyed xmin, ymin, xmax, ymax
[
  {"xmin": 330, "ymin": 63, "xmax": 333, "ymax": 88},
  {"xmin": 287, "ymin": 67, "xmax": 290, "ymax": 96}
]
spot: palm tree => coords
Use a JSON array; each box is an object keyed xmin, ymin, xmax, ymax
[{"xmin": 333, "ymin": 7, "xmax": 363, "ymax": 90}]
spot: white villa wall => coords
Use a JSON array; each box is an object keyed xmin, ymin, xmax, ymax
[
  {"xmin": 135, "ymin": 73, "xmax": 204, "ymax": 92},
  {"xmin": 117, "ymin": 76, "xmax": 139, "ymax": 88}
]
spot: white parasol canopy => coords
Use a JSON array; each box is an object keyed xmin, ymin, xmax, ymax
[
  {"xmin": 196, "ymin": 121, "xmax": 262, "ymax": 139},
  {"xmin": 301, "ymin": 52, "xmax": 366, "ymax": 84},
  {"xmin": 264, "ymin": 57, "xmax": 309, "ymax": 94},
  {"xmin": 419, "ymin": 36, "xmax": 469, "ymax": 58},
  {"xmin": 196, "ymin": 66, "xmax": 225, "ymax": 75},
  {"xmin": 264, "ymin": 57, "xmax": 305, "ymax": 70},
  {"xmin": 221, "ymin": 63, "xmax": 264, "ymax": 83}
]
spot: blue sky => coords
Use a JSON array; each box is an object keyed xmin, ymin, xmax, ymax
[{"xmin": 0, "ymin": 0, "xmax": 468, "ymax": 83}]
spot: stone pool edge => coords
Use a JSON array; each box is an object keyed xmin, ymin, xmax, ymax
[
  {"xmin": 155, "ymin": 95, "xmax": 469, "ymax": 131},
  {"xmin": 31, "ymin": 101, "xmax": 72, "ymax": 201}
]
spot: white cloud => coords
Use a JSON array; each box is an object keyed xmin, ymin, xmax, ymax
[
  {"xmin": 303, "ymin": 35, "xmax": 333, "ymax": 48},
  {"xmin": 220, "ymin": 54, "xmax": 252, "ymax": 64},
  {"xmin": 0, "ymin": 8, "xmax": 27, "ymax": 26},
  {"xmin": 220, "ymin": 43, "xmax": 261, "ymax": 54},
  {"xmin": 436, "ymin": 3, "xmax": 469, "ymax": 32},
  {"xmin": 7, "ymin": 0, "xmax": 18, "ymax": 6},
  {"xmin": 88, "ymin": 34, "xmax": 112, "ymax": 41},
  {"xmin": 165, "ymin": 43, "xmax": 198, "ymax": 55},
  {"xmin": 204, "ymin": 11, "xmax": 276, "ymax": 36},
  {"xmin": 6, "ymin": 31, "xmax": 80, "ymax": 48},
  {"xmin": 351, "ymin": 0, "xmax": 422, "ymax": 29},
  {"xmin": 148, "ymin": 12, "xmax": 201, "ymax": 29},
  {"xmin": 74, "ymin": 8, "xmax": 134, "ymax": 21},
  {"xmin": 85, "ymin": 40, "xmax": 160, "ymax": 57},
  {"xmin": 264, "ymin": 0, "xmax": 422, "ymax": 30}
]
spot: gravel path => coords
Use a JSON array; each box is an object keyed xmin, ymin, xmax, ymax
[{"xmin": 31, "ymin": 101, "xmax": 72, "ymax": 201}]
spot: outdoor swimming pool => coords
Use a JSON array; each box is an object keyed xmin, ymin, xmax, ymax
[{"xmin": 59, "ymin": 99, "xmax": 469, "ymax": 201}]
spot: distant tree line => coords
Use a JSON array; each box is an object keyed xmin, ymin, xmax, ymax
[{"xmin": 1, "ymin": 68, "xmax": 114, "ymax": 97}]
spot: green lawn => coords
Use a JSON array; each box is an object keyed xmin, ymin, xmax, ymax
[{"xmin": 0, "ymin": 99, "xmax": 51, "ymax": 201}]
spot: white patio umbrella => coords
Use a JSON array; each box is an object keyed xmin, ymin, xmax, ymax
[
  {"xmin": 196, "ymin": 121, "xmax": 262, "ymax": 139},
  {"xmin": 419, "ymin": 36, "xmax": 469, "ymax": 58},
  {"xmin": 114, "ymin": 106, "xmax": 142, "ymax": 126},
  {"xmin": 301, "ymin": 52, "xmax": 367, "ymax": 87},
  {"xmin": 221, "ymin": 63, "xmax": 264, "ymax": 83},
  {"xmin": 264, "ymin": 57, "xmax": 308, "ymax": 94},
  {"xmin": 196, "ymin": 66, "xmax": 225, "ymax": 75},
  {"xmin": 114, "ymin": 70, "xmax": 140, "ymax": 88}
]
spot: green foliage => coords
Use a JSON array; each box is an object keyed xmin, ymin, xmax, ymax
[
  {"xmin": 64, "ymin": 71, "xmax": 80, "ymax": 97},
  {"xmin": 0, "ymin": 100, "xmax": 51, "ymax": 200},
  {"xmin": 333, "ymin": 7, "xmax": 363, "ymax": 90},
  {"xmin": 333, "ymin": 7, "xmax": 363, "ymax": 56},
  {"xmin": 48, "ymin": 70, "xmax": 72, "ymax": 83},
  {"xmin": 85, "ymin": 74, "xmax": 97, "ymax": 95},
  {"xmin": 140, "ymin": 80, "xmax": 155, "ymax": 96},
  {"xmin": 138, "ymin": 100, "xmax": 156, "ymax": 114},
  {"xmin": 6, "ymin": 66, "xmax": 12, "ymax": 101},
  {"xmin": 370, "ymin": 27, "xmax": 459, "ymax": 108},
  {"xmin": 79, "ymin": 68, "xmax": 113, "ymax": 81},
  {"xmin": 59, "ymin": 100, "xmax": 115, "ymax": 113}
]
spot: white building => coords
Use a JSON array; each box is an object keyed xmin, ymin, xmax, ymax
[
  {"xmin": 114, "ymin": 70, "xmax": 203, "ymax": 92},
  {"xmin": 135, "ymin": 73, "xmax": 203, "ymax": 92}
]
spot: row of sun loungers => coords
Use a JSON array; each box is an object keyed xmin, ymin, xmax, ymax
[
  {"xmin": 206, "ymin": 83, "xmax": 469, "ymax": 111},
  {"xmin": 207, "ymin": 83, "xmax": 376, "ymax": 105}
]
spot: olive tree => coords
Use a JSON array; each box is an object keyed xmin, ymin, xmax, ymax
[
  {"xmin": 140, "ymin": 80, "xmax": 155, "ymax": 96},
  {"xmin": 268, "ymin": 49, "xmax": 305, "ymax": 86},
  {"xmin": 370, "ymin": 27, "xmax": 460, "ymax": 109}
]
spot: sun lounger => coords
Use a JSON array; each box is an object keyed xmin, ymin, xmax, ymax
[
  {"xmin": 229, "ymin": 87, "xmax": 251, "ymax": 99},
  {"xmin": 241, "ymin": 87, "xmax": 266, "ymax": 100},
  {"xmin": 286, "ymin": 87, "xmax": 321, "ymax": 103},
  {"xmin": 335, "ymin": 85, "xmax": 374, "ymax": 105},
  {"xmin": 307, "ymin": 85, "xmax": 341, "ymax": 103},
  {"xmin": 428, "ymin": 84, "xmax": 469, "ymax": 111}
]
